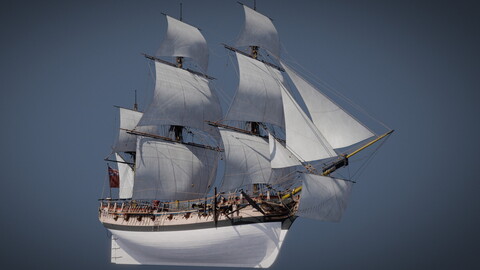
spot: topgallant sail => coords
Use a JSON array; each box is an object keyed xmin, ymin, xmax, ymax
[{"xmin": 99, "ymin": 4, "xmax": 393, "ymax": 268}]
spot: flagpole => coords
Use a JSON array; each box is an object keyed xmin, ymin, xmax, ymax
[{"xmin": 108, "ymin": 164, "xmax": 112, "ymax": 198}]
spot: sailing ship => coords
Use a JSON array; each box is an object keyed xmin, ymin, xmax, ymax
[{"xmin": 99, "ymin": 3, "xmax": 393, "ymax": 268}]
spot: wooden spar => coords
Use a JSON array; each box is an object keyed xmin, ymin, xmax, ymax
[
  {"xmin": 179, "ymin": 3, "xmax": 183, "ymax": 21},
  {"xmin": 113, "ymin": 105, "xmax": 142, "ymax": 113},
  {"xmin": 104, "ymin": 158, "xmax": 134, "ymax": 165},
  {"xmin": 142, "ymin": 53, "xmax": 215, "ymax": 80},
  {"xmin": 347, "ymin": 130, "xmax": 394, "ymax": 159},
  {"xmin": 206, "ymin": 120, "xmax": 268, "ymax": 139},
  {"xmin": 223, "ymin": 44, "xmax": 284, "ymax": 72},
  {"xmin": 143, "ymin": 52, "xmax": 176, "ymax": 67},
  {"xmin": 133, "ymin": 90, "xmax": 138, "ymax": 111},
  {"xmin": 241, "ymin": 191, "xmax": 266, "ymax": 215},
  {"xmin": 122, "ymin": 128, "xmax": 224, "ymax": 152},
  {"xmin": 176, "ymin": 57, "xmax": 183, "ymax": 68},
  {"xmin": 250, "ymin": 46, "xmax": 259, "ymax": 59},
  {"xmin": 214, "ymin": 187, "xmax": 218, "ymax": 227},
  {"xmin": 281, "ymin": 130, "xmax": 394, "ymax": 200}
]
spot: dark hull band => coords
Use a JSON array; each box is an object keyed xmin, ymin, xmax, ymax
[{"xmin": 103, "ymin": 215, "xmax": 297, "ymax": 232}]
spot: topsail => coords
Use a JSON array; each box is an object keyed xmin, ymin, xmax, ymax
[
  {"xmin": 225, "ymin": 52, "xmax": 285, "ymax": 128},
  {"xmin": 113, "ymin": 108, "xmax": 143, "ymax": 153},
  {"xmin": 236, "ymin": 5, "xmax": 280, "ymax": 57},
  {"xmin": 157, "ymin": 15, "xmax": 209, "ymax": 72},
  {"xmin": 136, "ymin": 61, "xmax": 222, "ymax": 138}
]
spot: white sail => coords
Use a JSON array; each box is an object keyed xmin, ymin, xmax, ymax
[
  {"xmin": 268, "ymin": 133, "xmax": 301, "ymax": 168},
  {"xmin": 136, "ymin": 61, "xmax": 222, "ymax": 137},
  {"xmin": 282, "ymin": 62, "xmax": 374, "ymax": 148},
  {"xmin": 236, "ymin": 5, "xmax": 280, "ymax": 57},
  {"xmin": 109, "ymin": 223, "xmax": 288, "ymax": 268},
  {"xmin": 133, "ymin": 137, "xmax": 218, "ymax": 201},
  {"xmin": 225, "ymin": 52, "xmax": 285, "ymax": 128},
  {"xmin": 157, "ymin": 16, "xmax": 209, "ymax": 72},
  {"xmin": 115, "ymin": 153, "xmax": 134, "ymax": 199},
  {"xmin": 281, "ymin": 84, "xmax": 336, "ymax": 162},
  {"xmin": 219, "ymin": 128, "xmax": 272, "ymax": 192},
  {"xmin": 296, "ymin": 174, "xmax": 353, "ymax": 222},
  {"xmin": 113, "ymin": 108, "xmax": 143, "ymax": 153}
]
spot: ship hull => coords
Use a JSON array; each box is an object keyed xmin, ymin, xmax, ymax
[{"xmin": 108, "ymin": 219, "xmax": 293, "ymax": 268}]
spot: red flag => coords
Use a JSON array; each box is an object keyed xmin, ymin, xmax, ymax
[{"xmin": 108, "ymin": 166, "xmax": 119, "ymax": 188}]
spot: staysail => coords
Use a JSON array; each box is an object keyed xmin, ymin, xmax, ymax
[
  {"xmin": 157, "ymin": 15, "xmax": 209, "ymax": 72},
  {"xmin": 282, "ymin": 62, "xmax": 374, "ymax": 148},
  {"xmin": 280, "ymin": 82, "xmax": 336, "ymax": 162},
  {"xmin": 268, "ymin": 133, "xmax": 301, "ymax": 168},
  {"xmin": 133, "ymin": 137, "xmax": 219, "ymax": 200}
]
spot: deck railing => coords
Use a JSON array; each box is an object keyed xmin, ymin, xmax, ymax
[{"xmin": 99, "ymin": 190, "xmax": 285, "ymax": 217}]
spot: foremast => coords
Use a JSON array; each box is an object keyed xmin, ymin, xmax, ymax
[{"xmin": 220, "ymin": 3, "xmax": 393, "ymax": 223}]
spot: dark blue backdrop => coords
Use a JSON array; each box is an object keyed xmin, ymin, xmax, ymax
[{"xmin": 1, "ymin": 0, "xmax": 479, "ymax": 269}]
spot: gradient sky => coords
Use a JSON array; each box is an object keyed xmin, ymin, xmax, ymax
[{"xmin": 1, "ymin": 0, "xmax": 479, "ymax": 269}]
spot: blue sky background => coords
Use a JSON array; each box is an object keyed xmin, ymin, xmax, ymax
[{"xmin": 1, "ymin": 0, "xmax": 479, "ymax": 269}]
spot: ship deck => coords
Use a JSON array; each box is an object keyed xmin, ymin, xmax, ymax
[{"xmin": 99, "ymin": 195, "xmax": 298, "ymax": 231}]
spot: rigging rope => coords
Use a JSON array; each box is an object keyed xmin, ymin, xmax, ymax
[{"xmin": 351, "ymin": 134, "xmax": 390, "ymax": 181}]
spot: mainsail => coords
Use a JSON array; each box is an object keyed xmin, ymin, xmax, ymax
[
  {"xmin": 133, "ymin": 137, "xmax": 218, "ymax": 200},
  {"xmin": 219, "ymin": 128, "xmax": 272, "ymax": 192}
]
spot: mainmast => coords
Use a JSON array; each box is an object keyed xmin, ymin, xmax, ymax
[
  {"xmin": 219, "ymin": 3, "xmax": 292, "ymax": 193},
  {"xmin": 150, "ymin": 7, "xmax": 219, "ymax": 143},
  {"xmin": 249, "ymin": 39, "xmax": 259, "ymax": 134},
  {"xmin": 250, "ymin": 46, "xmax": 259, "ymax": 59},
  {"xmin": 133, "ymin": 90, "xmax": 138, "ymax": 111},
  {"xmin": 174, "ymin": 3, "xmax": 185, "ymax": 140}
]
